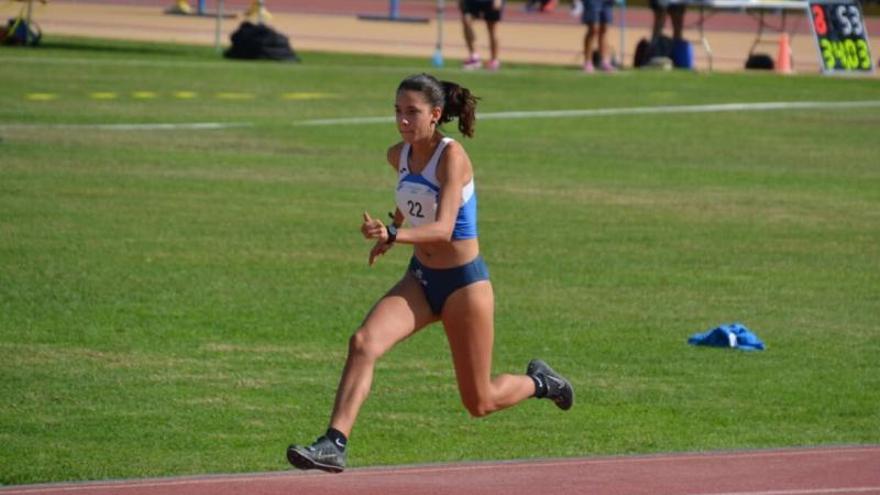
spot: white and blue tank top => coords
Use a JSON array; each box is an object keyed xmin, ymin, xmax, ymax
[{"xmin": 395, "ymin": 137, "xmax": 478, "ymax": 240}]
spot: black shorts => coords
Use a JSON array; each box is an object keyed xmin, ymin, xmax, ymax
[
  {"xmin": 460, "ymin": 0, "xmax": 504, "ymax": 22},
  {"xmin": 649, "ymin": 0, "xmax": 686, "ymax": 12}
]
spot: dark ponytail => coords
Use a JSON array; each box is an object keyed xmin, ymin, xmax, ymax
[
  {"xmin": 397, "ymin": 73, "xmax": 480, "ymax": 138},
  {"xmin": 440, "ymin": 81, "xmax": 478, "ymax": 138}
]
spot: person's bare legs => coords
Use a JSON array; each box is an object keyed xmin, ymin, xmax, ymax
[
  {"xmin": 329, "ymin": 273, "xmax": 438, "ymax": 436},
  {"xmin": 486, "ymin": 20, "xmax": 500, "ymax": 63},
  {"xmin": 598, "ymin": 23, "xmax": 612, "ymax": 69},
  {"xmin": 441, "ymin": 281, "xmax": 535, "ymax": 417},
  {"xmin": 583, "ymin": 22, "xmax": 597, "ymax": 70},
  {"xmin": 651, "ymin": 6, "xmax": 666, "ymax": 41},
  {"xmin": 669, "ymin": 6, "xmax": 685, "ymax": 40},
  {"xmin": 461, "ymin": 14, "xmax": 478, "ymax": 60}
]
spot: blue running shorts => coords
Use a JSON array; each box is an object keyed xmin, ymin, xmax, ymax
[{"xmin": 409, "ymin": 255, "xmax": 490, "ymax": 314}]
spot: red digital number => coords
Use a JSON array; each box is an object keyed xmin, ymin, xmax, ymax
[{"xmin": 812, "ymin": 4, "xmax": 828, "ymax": 36}]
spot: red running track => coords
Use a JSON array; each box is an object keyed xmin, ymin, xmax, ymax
[{"xmin": 3, "ymin": 446, "xmax": 879, "ymax": 495}]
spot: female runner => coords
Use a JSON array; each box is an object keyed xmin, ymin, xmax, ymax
[{"xmin": 287, "ymin": 73, "xmax": 573, "ymax": 473}]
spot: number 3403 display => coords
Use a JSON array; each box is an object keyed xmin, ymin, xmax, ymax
[{"xmin": 808, "ymin": 0, "xmax": 873, "ymax": 73}]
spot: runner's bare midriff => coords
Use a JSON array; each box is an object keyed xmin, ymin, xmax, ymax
[{"xmin": 414, "ymin": 238, "xmax": 479, "ymax": 269}]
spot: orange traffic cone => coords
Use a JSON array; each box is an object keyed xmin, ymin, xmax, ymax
[{"xmin": 776, "ymin": 33, "xmax": 792, "ymax": 74}]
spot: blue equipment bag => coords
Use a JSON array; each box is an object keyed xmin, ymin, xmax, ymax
[{"xmin": 688, "ymin": 323, "xmax": 766, "ymax": 351}]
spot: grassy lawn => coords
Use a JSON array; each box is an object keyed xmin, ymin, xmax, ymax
[{"xmin": 1, "ymin": 37, "xmax": 878, "ymax": 485}]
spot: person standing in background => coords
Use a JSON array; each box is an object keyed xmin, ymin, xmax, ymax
[
  {"xmin": 651, "ymin": 0, "xmax": 686, "ymax": 44},
  {"xmin": 581, "ymin": 0, "xmax": 616, "ymax": 72},
  {"xmin": 460, "ymin": 0, "xmax": 505, "ymax": 70}
]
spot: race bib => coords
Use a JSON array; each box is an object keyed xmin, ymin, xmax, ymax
[{"xmin": 396, "ymin": 181, "xmax": 437, "ymax": 227}]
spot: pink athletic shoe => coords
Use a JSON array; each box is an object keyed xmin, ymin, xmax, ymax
[
  {"xmin": 463, "ymin": 54, "xmax": 482, "ymax": 70},
  {"xmin": 600, "ymin": 61, "xmax": 616, "ymax": 72},
  {"xmin": 582, "ymin": 61, "xmax": 595, "ymax": 73},
  {"xmin": 540, "ymin": 0, "xmax": 558, "ymax": 12},
  {"xmin": 487, "ymin": 59, "xmax": 501, "ymax": 71}
]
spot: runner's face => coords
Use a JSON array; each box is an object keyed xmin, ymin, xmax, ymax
[{"xmin": 395, "ymin": 90, "xmax": 441, "ymax": 143}]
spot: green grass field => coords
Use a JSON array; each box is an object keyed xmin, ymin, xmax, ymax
[{"xmin": 1, "ymin": 37, "xmax": 879, "ymax": 485}]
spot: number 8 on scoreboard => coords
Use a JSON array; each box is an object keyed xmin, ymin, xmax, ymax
[{"xmin": 808, "ymin": 0, "xmax": 874, "ymax": 74}]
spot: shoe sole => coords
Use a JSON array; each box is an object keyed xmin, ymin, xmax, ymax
[
  {"xmin": 549, "ymin": 375, "xmax": 574, "ymax": 411},
  {"xmin": 286, "ymin": 446, "xmax": 345, "ymax": 474}
]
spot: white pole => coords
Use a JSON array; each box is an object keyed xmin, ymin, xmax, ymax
[
  {"xmin": 25, "ymin": 0, "xmax": 34, "ymax": 45},
  {"xmin": 619, "ymin": 0, "xmax": 626, "ymax": 68},
  {"xmin": 215, "ymin": 0, "xmax": 224, "ymax": 52},
  {"xmin": 432, "ymin": 0, "xmax": 445, "ymax": 67},
  {"xmin": 258, "ymin": 0, "xmax": 264, "ymax": 24}
]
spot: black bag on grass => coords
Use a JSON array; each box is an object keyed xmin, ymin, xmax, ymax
[
  {"xmin": 224, "ymin": 21, "xmax": 299, "ymax": 62},
  {"xmin": 633, "ymin": 35, "xmax": 673, "ymax": 68},
  {"xmin": 1, "ymin": 17, "xmax": 41, "ymax": 46},
  {"xmin": 744, "ymin": 53, "xmax": 774, "ymax": 70}
]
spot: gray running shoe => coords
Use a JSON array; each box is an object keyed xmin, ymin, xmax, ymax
[
  {"xmin": 527, "ymin": 359, "xmax": 574, "ymax": 411},
  {"xmin": 287, "ymin": 436, "xmax": 346, "ymax": 473}
]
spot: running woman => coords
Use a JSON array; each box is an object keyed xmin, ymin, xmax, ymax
[{"xmin": 286, "ymin": 73, "xmax": 574, "ymax": 474}]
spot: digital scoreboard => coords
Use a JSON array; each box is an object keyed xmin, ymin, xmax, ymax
[{"xmin": 808, "ymin": 0, "xmax": 874, "ymax": 74}]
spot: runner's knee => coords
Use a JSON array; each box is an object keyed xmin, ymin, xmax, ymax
[
  {"xmin": 349, "ymin": 327, "xmax": 385, "ymax": 361},
  {"xmin": 462, "ymin": 395, "xmax": 496, "ymax": 418}
]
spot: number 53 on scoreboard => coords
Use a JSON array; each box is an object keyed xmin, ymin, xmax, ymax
[{"xmin": 808, "ymin": 0, "xmax": 874, "ymax": 74}]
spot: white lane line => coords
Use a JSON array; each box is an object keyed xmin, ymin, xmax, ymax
[
  {"xmin": 295, "ymin": 100, "xmax": 880, "ymax": 126},
  {"xmin": 6, "ymin": 101, "xmax": 877, "ymax": 132}
]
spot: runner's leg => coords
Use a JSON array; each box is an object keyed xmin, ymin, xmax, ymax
[
  {"xmin": 441, "ymin": 281, "xmax": 535, "ymax": 417},
  {"xmin": 329, "ymin": 273, "xmax": 438, "ymax": 436}
]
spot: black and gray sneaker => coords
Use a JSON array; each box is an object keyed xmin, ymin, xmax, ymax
[
  {"xmin": 287, "ymin": 436, "xmax": 347, "ymax": 473},
  {"xmin": 527, "ymin": 359, "xmax": 574, "ymax": 411}
]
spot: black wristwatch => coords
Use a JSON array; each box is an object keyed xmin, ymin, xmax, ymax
[{"xmin": 385, "ymin": 224, "xmax": 398, "ymax": 244}]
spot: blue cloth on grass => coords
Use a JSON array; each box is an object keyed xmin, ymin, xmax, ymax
[{"xmin": 688, "ymin": 323, "xmax": 765, "ymax": 351}]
